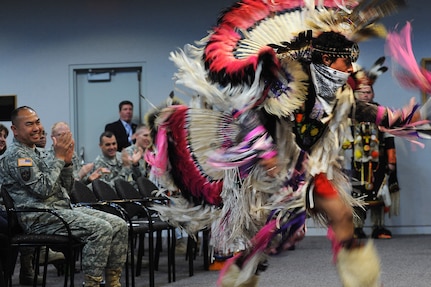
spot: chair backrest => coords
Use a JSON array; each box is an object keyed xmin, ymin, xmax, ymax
[
  {"xmin": 136, "ymin": 176, "xmax": 159, "ymax": 198},
  {"xmin": 114, "ymin": 179, "xmax": 148, "ymax": 218},
  {"xmin": 72, "ymin": 180, "xmax": 126, "ymax": 219},
  {"xmin": 1, "ymin": 185, "xmax": 24, "ymax": 235},
  {"xmin": 70, "ymin": 181, "xmax": 98, "ymax": 204},
  {"xmin": 93, "ymin": 179, "xmax": 146, "ymax": 218},
  {"xmin": 114, "ymin": 179, "xmax": 142, "ymax": 200},
  {"xmin": 92, "ymin": 180, "xmax": 120, "ymax": 201}
]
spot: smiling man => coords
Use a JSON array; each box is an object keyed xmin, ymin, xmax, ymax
[
  {"xmin": 105, "ymin": 100, "xmax": 137, "ymax": 151},
  {"xmin": 92, "ymin": 130, "xmax": 133, "ymax": 188},
  {"xmin": 0, "ymin": 106, "xmax": 128, "ymax": 287}
]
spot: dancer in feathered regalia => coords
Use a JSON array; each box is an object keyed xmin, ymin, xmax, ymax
[
  {"xmin": 146, "ymin": 1, "xmax": 431, "ymax": 286},
  {"xmin": 345, "ymin": 57, "xmax": 401, "ymax": 240}
]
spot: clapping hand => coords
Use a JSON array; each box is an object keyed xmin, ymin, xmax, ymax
[
  {"xmin": 121, "ymin": 147, "xmax": 143, "ymax": 167},
  {"xmin": 88, "ymin": 167, "xmax": 110, "ymax": 182},
  {"xmin": 52, "ymin": 131, "xmax": 74, "ymax": 164}
]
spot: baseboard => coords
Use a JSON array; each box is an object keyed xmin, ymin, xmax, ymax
[{"xmin": 305, "ymin": 226, "xmax": 431, "ymax": 236}]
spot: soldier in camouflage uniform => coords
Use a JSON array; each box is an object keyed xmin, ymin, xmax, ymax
[
  {"xmin": 90, "ymin": 131, "xmax": 135, "ymax": 188},
  {"xmin": 123, "ymin": 124, "xmax": 152, "ymax": 181},
  {"xmin": 50, "ymin": 122, "xmax": 108, "ymax": 185},
  {"xmin": 0, "ymin": 123, "xmax": 8, "ymax": 156},
  {"xmin": 1, "ymin": 123, "xmax": 44, "ymax": 285},
  {"xmin": 0, "ymin": 106, "xmax": 128, "ymax": 287}
]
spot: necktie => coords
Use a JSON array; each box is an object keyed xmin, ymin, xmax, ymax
[{"xmin": 125, "ymin": 124, "xmax": 132, "ymax": 143}]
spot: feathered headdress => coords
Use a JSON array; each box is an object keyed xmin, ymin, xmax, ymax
[
  {"xmin": 349, "ymin": 56, "xmax": 388, "ymax": 91},
  {"xmin": 203, "ymin": 0, "xmax": 405, "ymax": 86},
  {"xmin": 170, "ymin": 0, "xmax": 405, "ymax": 117}
]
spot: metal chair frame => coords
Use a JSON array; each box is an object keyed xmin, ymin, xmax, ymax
[
  {"xmin": 92, "ymin": 179, "xmax": 175, "ymax": 287},
  {"xmin": 1, "ymin": 186, "xmax": 84, "ymax": 287}
]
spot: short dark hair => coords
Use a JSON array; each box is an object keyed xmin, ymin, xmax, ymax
[
  {"xmin": 0, "ymin": 123, "xmax": 8, "ymax": 137},
  {"xmin": 119, "ymin": 100, "xmax": 133, "ymax": 111},
  {"xmin": 11, "ymin": 106, "xmax": 35, "ymax": 125},
  {"xmin": 311, "ymin": 32, "xmax": 358, "ymax": 64},
  {"xmin": 99, "ymin": 130, "xmax": 115, "ymax": 144}
]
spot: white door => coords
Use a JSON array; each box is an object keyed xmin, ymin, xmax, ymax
[{"xmin": 70, "ymin": 63, "xmax": 146, "ymax": 163}]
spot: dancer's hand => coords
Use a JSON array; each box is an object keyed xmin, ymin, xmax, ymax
[{"xmin": 260, "ymin": 157, "xmax": 280, "ymax": 177}]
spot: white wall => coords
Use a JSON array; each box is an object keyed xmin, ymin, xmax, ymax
[
  {"xmin": 357, "ymin": 1, "xmax": 431, "ymax": 235},
  {"xmin": 1, "ymin": 0, "xmax": 430, "ymax": 234}
]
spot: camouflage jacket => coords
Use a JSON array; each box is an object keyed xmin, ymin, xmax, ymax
[
  {"xmin": 91, "ymin": 152, "xmax": 133, "ymax": 187},
  {"xmin": 0, "ymin": 138, "xmax": 74, "ymax": 230},
  {"xmin": 124, "ymin": 144, "xmax": 148, "ymax": 180}
]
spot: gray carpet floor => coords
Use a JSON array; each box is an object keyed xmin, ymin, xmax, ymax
[{"xmin": 9, "ymin": 234, "xmax": 431, "ymax": 286}]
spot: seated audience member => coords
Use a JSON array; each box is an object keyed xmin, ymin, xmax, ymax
[
  {"xmin": 92, "ymin": 131, "xmax": 133, "ymax": 187},
  {"xmin": 122, "ymin": 124, "xmax": 153, "ymax": 180},
  {"xmin": 2, "ymin": 127, "xmax": 30, "ymax": 286},
  {"xmin": 36, "ymin": 126, "xmax": 52, "ymax": 163},
  {"xmin": 105, "ymin": 100, "xmax": 137, "ymax": 151},
  {"xmin": 35, "ymin": 126, "xmax": 47, "ymax": 148},
  {"xmin": 0, "ymin": 106, "xmax": 129, "ymax": 287},
  {"xmin": 50, "ymin": 122, "xmax": 108, "ymax": 184},
  {"xmin": 0, "ymin": 123, "xmax": 8, "ymax": 156},
  {"xmin": 133, "ymin": 120, "xmax": 187, "ymax": 253},
  {"xmin": 1, "ymin": 123, "xmax": 52, "ymax": 285}
]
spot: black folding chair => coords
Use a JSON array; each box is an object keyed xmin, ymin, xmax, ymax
[
  {"xmin": 114, "ymin": 178, "xmax": 176, "ymax": 283},
  {"xmin": 92, "ymin": 179, "xmax": 172, "ymax": 287},
  {"xmin": 70, "ymin": 180, "xmax": 135, "ymax": 287},
  {"xmin": 1, "ymin": 185, "xmax": 84, "ymax": 287},
  {"xmin": 136, "ymin": 176, "xmax": 211, "ymax": 276}
]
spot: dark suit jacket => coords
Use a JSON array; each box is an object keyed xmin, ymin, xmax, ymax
[{"xmin": 105, "ymin": 119, "xmax": 137, "ymax": 151}]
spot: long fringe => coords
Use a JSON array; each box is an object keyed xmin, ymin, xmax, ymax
[
  {"xmin": 150, "ymin": 195, "xmax": 221, "ymax": 237},
  {"xmin": 217, "ymin": 220, "xmax": 277, "ymax": 287},
  {"xmin": 385, "ymin": 22, "xmax": 431, "ymax": 95},
  {"xmin": 307, "ymin": 85, "xmax": 365, "ymax": 224}
]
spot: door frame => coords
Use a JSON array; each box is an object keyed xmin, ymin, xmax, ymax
[{"xmin": 68, "ymin": 61, "xmax": 146, "ymax": 156}]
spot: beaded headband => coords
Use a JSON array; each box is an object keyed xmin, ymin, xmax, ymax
[{"xmin": 312, "ymin": 43, "xmax": 360, "ymax": 62}]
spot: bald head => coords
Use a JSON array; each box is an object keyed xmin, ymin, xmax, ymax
[{"xmin": 51, "ymin": 121, "xmax": 72, "ymax": 140}]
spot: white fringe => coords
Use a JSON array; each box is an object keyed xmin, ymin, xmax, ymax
[{"xmin": 150, "ymin": 193, "xmax": 221, "ymax": 237}]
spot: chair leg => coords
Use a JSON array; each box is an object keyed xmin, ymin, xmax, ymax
[
  {"xmin": 193, "ymin": 235, "xmax": 199, "ymax": 259},
  {"xmin": 157, "ymin": 230, "xmax": 163, "ymax": 253},
  {"xmin": 167, "ymin": 229, "xmax": 171, "ymax": 283},
  {"xmin": 33, "ymin": 246, "xmax": 47, "ymax": 287},
  {"xmin": 170, "ymin": 228, "xmax": 176, "ymax": 282},
  {"xmin": 126, "ymin": 230, "xmax": 135, "ymax": 287},
  {"xmin": 64, "ymin": 247, "xmax": 72, "ymax": 287},
  {"xmin": 4, "ymin": 247, "xmax": 18, "ymax": 287},
  {"xmin": 0, "ymin": 269, "xmax": 6, "ymax": 287},
  {"xmin": 131, "ymin": 235, "xmax": 135, "ymax": 287},
  {"xmin": 187, "ymin": 236, "xmax": 194, "ymax": 277},
  {"xmin": 203, "ymin": 229, "xmax": 210, "ymax": 271},
  {"xmin": 148, "ymin": 231, "xmax": 155, "ymax": 287},
  {"xmin": 135, "ymin": 234, "xmax": 145, "ymax": 277},
  {"xmin": 42, "ymin": 249, "xmax": 49, "ymax": 287},
  {"xmin": 0, "ymin": 247, "xmax": 14, "ymax": 287},
  {"xmin": 154, "ymin": 231, "xmax": 162, "ymax": 271},
  {"xmin": 70, "ymin": 248, "xmax": 76, "ymax": 287},
  {"xmin": 125, "ymin": 251, "xmax": 129, "ymax": 287}
]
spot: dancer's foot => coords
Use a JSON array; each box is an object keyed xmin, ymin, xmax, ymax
[
  {"xmin": 372, "ymin": 226, "xmax": 392, "ymax": 239},
  {"xmin": 354, "ymin": 227, "xmax": 367, "ymax": 239}
]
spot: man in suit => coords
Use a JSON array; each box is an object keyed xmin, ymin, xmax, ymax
[{"xmin": 105, "ymin": 100, "xmax": 137, "ymax": 151}]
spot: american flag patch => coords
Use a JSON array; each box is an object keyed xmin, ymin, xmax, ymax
[{"xmin": 18, "ymin": 158, "xmax": 33, "ymax": 167}]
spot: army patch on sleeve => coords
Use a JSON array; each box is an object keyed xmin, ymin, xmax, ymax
[
  {"xmin": 18, "ymin": 158, "xmax": 33, "ymax": 167},
  {"xmin": 20, "ymin": 167, "xmax": 31, "ymax": 182}
]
